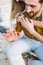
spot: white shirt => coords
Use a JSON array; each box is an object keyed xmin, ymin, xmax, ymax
[{"xmin": 0, "ymin": 0, "xmax": 12, "ymax": 29}]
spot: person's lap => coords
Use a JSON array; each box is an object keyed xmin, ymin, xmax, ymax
[
  {"xmin": 6, "ymin": 35, "xmax": 43, "ymax": 65},
  {"xmin": 6, "ymin": 35, "xmax": 43, "ymax": 56},
  {"xmin": 35, "ymin": 45, "xmax": 43, "ymax": 62},
  {"xmin": 28, "ymin": 60, "xmax": 43, "ymax": 65}
]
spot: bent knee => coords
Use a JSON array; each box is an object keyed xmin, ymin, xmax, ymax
[{"xmin": 6, "ymin": 39, "xmax": 31, "ymax": 54}]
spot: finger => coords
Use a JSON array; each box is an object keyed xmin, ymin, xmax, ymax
[
  {"xmin": 16, "ymin": 0, "xmax": 19, "ymax": 2},
  {"xmin": 17, "ymin": 32, "xmax": 24, "ymax": 39},
  {"xmin": 29, "ymin": 19, "xmax": 34, "ymax": 26},
  {"xmin": 6, "ymin": 30, "xmax": 17, "ymax": 37},
  {"xmin": 2, "ymin": 33, "xmax": 10, "ymax": 38},
  {"xmin": 5, "ymin": 30, "xmax": 17, "ymax": 39},
  {"xmin": 6, "ymin": 30, "xmax": 12, "ymax": 36},
  {"xmin": 21, "ymin": 17, "xmax": 27, "ymax": 24},
  {"xmin": 20, "ymin": 13, "xmax": 24, "ymax": 17},
  {"xmin": 25, "ymin": 17, "xmax": 30, "ymax": 24},
  {"xmin": 3, "ymin": 32, "xmax": 12, "ymax": 37},
  {"xmin": 13, "ymin": 30, "xmax": 17, "ymax": 37},
  {"xmin": 2, "ymin": 33, "xmax": 7, "ymax": 37},
  {"xmin": 2, "ymin": 33, "xmax": 13, "ymax": 41},
  {"xmin": 26, "ymin": 17, "xmax": 32, "ymax": 23},
  {"xmin": 17, "ymin": 13, "xmax": 24, "ymax": 21},
  {"xmin": 6, "ymin": 30, "xmax": 10, "ymax": 32},
  {"xmin": 20, "ymin": 13, "xmax": 26, "ymax": 21},
  {"xmin": 5, "ymin": 37, "xmax": 12, "ymax": 42},
  {"xmin": 17, "ymin": 15, "xmax": 23, "ymax": 22},
  {"xmin": 20, "ymin": 17, "xmax": 26, "ymax": 27},
  {"xmin": 17, "ymin": 32, "xmax": 21, "ymax": 36}
]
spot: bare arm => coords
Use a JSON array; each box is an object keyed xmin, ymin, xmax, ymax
[
  {"xmin": 32, "ymin": 30, "xmax": 43, "ymax": 42},
  {"xmin": 18, "ymin": 16, "xmax": 43, "ymax": 42},
  {"xmin": 34, "ymin": 20, "xmax": 43, "ymax": 28},
  {"xmin": 28, "ymin": 20, "xmax": 43, "ymax": 42}
]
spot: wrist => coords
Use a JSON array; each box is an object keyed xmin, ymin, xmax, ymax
[{"xmin": 31, "ymin": 30, "xmax": 36, "ymax": 35}]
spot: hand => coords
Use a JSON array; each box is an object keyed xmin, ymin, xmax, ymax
[
  {"xmin": 17, "ymin": 14, "xmax": 35, "ymax": 35},
  {"xmin": 24, "ymin": 18, "xmax": 35, "ymax": 35},
  {"xmin": 2, "ymin": 30, "xmax": 22, "ymax": 42}
]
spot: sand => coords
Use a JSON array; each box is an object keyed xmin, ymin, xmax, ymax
[{"xmin": 0, "ymin": 33, "xmax": 10, "ymax": 65}]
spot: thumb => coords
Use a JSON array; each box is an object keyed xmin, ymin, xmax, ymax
[{"xmin": 29, "ymin": 19, "xmax": 34, "ymax": 25}]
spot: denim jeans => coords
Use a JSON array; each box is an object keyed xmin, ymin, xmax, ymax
[{"xmin": 6, "ymin": 35, "xmax": 43, "ymax": 65}]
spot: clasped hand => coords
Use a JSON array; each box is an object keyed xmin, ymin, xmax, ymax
[{"xmin": 2, "ymin": 30, "xmax": 22, "ymax": 42}]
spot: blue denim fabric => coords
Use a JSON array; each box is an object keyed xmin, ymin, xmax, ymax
[{"xmin": 6, "ymin": 35, "xmax": 43, "ymax": 65}]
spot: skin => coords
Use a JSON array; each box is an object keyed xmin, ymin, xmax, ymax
[{"xmin": 2, "ymin": 0, "xmax": 43, "ymax": 42}]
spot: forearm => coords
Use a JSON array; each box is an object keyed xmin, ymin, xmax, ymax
[
  {"xmin": 34, "ymin": 20, "xmax": 43, "ymax": 28},
  {"xmin": 32, "ymin": 30, "xmax": 43, "ymax": 42}
]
